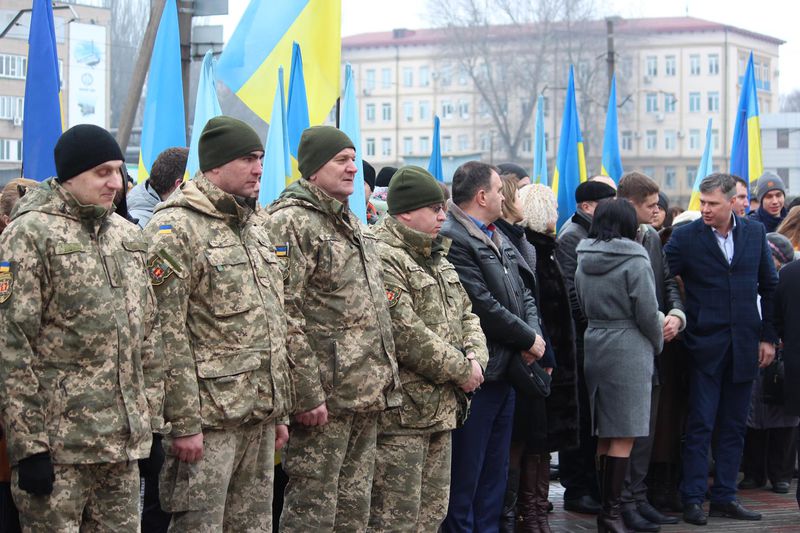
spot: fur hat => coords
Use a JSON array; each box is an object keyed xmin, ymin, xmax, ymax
[{"xmin": 519, "ymin": 183, "xmax": 558, "ymax": 233}]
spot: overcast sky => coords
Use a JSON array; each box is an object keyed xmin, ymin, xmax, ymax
[{"xmin": 220, "ymin": 0, "xmax": 799, "ymax": 94}]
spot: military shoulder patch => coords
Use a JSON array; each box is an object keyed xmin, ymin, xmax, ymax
[
  {"xmin": 385, "ymin": 286, "xmax": 403, "ymax": 308},
  {"xmin": 0, "ymin": 262, "xmax": 12, "ymax": 304},
  {"xmin": 147, "ymin": 256, "xmax": 173, "ymax": 285},
  {"xmin": 274, "ymin": 243, "xmax": 289, "ymax": 257}
]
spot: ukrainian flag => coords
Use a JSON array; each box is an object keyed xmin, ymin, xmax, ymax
[
  {"xmin": 600, "ymin": 75, "xmax": 623, "ymax": 184},
  {"xmin": 216, "ymin": 0, "xmax": 341, "ymax": 127},
  {"xmin": 428, "ymin": 116, "xmax": 444, "ymax": 182},
  {"xmin": 552, "ymin": 66, "xmax": 587, "ymax": 230},
  {"xmin": 688, "ymin": 119, "xmax": 714, "ymax": 211},
  {"xmin": 532, "ymin": 94, "xmax": 547, "ymax": 185},
  {"xmin": 137, "ymin": 0, "xmax": 186, "ymax": 182},
  {"xmin": 287, "ymin": 42, "xmax": 310, "ymax": 181},
  {"xmin": 259, "ymin": 67, "xmax": 291, "ymax": 207},
  {"xmin": 22, "ymin": 0, "xmax": 63, "ymax": 181},
  {"xmin": 730, "ymin": 52, "xmax": 763, "ymax": 186},
  {"xmin": 340, "ymin": 64, "xmax": 366, "ymax": 223}
]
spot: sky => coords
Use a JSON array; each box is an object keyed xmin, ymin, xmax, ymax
[{"xmin": 219, "ymin": 0, "xmax": 799, "ymax": 93}]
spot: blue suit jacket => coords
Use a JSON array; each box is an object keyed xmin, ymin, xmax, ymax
[{"xmin": 664, "ymin": 215, "xmax": 778, "ymax": 383}]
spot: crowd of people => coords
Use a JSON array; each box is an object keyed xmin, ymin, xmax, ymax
[{"xmin": 0, "ymin": 117, "xmax": 798, "ymax": 533}]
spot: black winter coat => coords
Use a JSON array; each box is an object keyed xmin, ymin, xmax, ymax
[
  {"xmin": 775, "ymin": 259, "xmax": 800, "ymax": 416},
  {"xmin": 441, "ymin": 204, "xmax": 542, "ymax": 382}
]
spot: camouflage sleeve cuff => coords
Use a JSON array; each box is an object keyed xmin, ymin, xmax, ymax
[
  {"xmin": 10, "ymin": 434, "xmax": 50, "ymax": 465},
  {"xmin": 168, "ymin": 419, "xmax": 203, "ymax": 438},
  {"xmin": 293, "ymin": 391, "xmax": 326, "ymax": 414}
]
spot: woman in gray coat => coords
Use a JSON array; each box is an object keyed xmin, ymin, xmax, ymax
[{"xmin": 575, "ymin": 198, "xmax": 664, "ymax": 533}]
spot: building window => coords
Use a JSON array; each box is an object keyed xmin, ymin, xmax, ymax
[
  {"xmin": 621, "ymin": 57, "xmax": 633, "ymax": 79},
  {"xmin": 381, "ymin": 137, "xmax": 392, "ymax": 156},
  {"xmin": 458, "ymin": 99, "xmax": 470, "ymax": 119},
  {"xmin": 708, "ymin": 91, "xmax": 720, "ymax": 112},
  {"xmin": 419, "ymin": 100, "xmax": 430, "ymax": 121},
  {"xmin": 665, "ymin": 166, "xmax": 676, "ymax": 188},
  {"xmin": 621, "ymin": 131, "xmax": 633, "ymax": 151},
  {"xmin": 478, "ymin": 99, "xmax": 490, "ymax": 118},
  {"xmin": 403, "ymin": 137, "xmax": 413, "ymax": 155},
  {"xmin": 712, "ymin": 129, "xmax": 720, "ymax": 150},
  {"xmin": 419, "ymin": 136, "xmax": 430, "ymax": 154},
  {"xmin": 402, "ymin": 67, "xmax": 413, "ymax": 87},
  {"xmin": 381, "ymin": 68, "xmax": 391, "ymax": 89},
  {"xmin": 664, "ymin": 94, "xmax": 676, "ymax": 113},
  {"xmin": 689, "ymin": 129, "xmax": 700, "ymax": 150},
  {"xmin": 0, "ymin": 96, "xmax": 23, "ymax": 120},
  {"xmin": 419, "ymin": 66, "xmax": 430, "ymax": 87},
  {"xmin": 778, "ymin": 128, "xmax": 790, "ymax": 149},
  {"xmin": 458, "ymin": 66, "xmax": 469, "ymax": 85},
  {"xmin": 441, "ymin": 100, "xmax": 454, "ymax": 119},
  {"xmin": 646, "ymin": 130, "xmax": 657, "ymax": 150},
  {"xmin": 365, "ymin": 103, "xmax": 375, "ymax": 122},
  {"xmin": 541, "ymin": 96, "xmax": 550, "ymax": 117},
  {"xmin": 365, "ymin": 138, "xmax": 375, "ymax": 157},
  {"xmin": 382, "ymin": 103, "xmax": 392, "ymax": 121},
  {"xmin": 665, "ymin": 130, "xmax": 676, "ymax": 151},
  {"xmin": 689, "ymin": 92, "xmax": 701, "ymax": 113},
  {"xmin": 365, "ymin": 69, "xmax": 376, "ymax": 91},
  {"xmin": 520, "ymin": 134, "xmax": 532, "ymax": 153},
  {"xmin": 458, "ymin": 134, "xmax": 470, "ymax": 151},
  {"xmin": 690, "ymin": 55, "xmax": 700, "ymax": 75},
  {"xmin": 479, "ymin": 133, "xmax": 490, "ymax": 151},
  {"xmin": 442, "ymin": 135, "xmax": 452, "ymax": 153},
  {"xmin": 0, "ymin": 54, "xmax": 27, "ymax": 79},
  {"xmin": 645, "ymin": 56, "xmax": 657, "ymax": 77},
  {"xmin": 687, "ymin": 166, "xmax": 697, "ymax": 188},
  {"xmin": 665, "ymin": 56, "xmax": 676, "ymax": 76},
  {"xmin": 643, "ymin": 166, "xmax": 656, "ymax": 177},
  {"xmin": 646, "ymin": 93, "xmax": 658, "ymax": 113},
  {"xmin": 708, "ymin": 54, "xmax": 720, "ymax": 75},
  {"xmin": 0, "ymin": 139, "xmax": 21, "ymax": 161},
  {"xmin": 403, "ymin": 101, "xmax": 413, "ymax": 122},
  {"xmin": 440, "ymin": 64, "xmax": 452, "ymax": 86}
]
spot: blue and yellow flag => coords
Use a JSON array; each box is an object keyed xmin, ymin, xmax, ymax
[
  {"xmin": 287, "ymin": 42, "xmax": 310, "ymax": 181},
  {"xmin": 600, "ymin": 75, "xmax": 623, "ymax": 184},
  {"xmin": 216, "ymin": 0, "xmax": 341, "ymax": 127},
  {"xmin": 428, "ymin": 115, "xmax": 444, "ymax": 182},
  {"xmin": 22, "ymin": 0, "xmax": 63, "ymax": 181},
  {"xmin": 552, "ymin": 66, "xmax": 587, "ymax": 230},
  {"xmin": 532, "ymin": 95, "xmax": 547, "ymax": 185},
  {"xmin": 340, "ymin": 64, "xmax": 366, "ymax": 223},
  {"xmin": 688, "ymin": 119, "xmax": 714, "ymax": 211},
  {"xmin": 138, "ymin": 0, "xmax": 186, "ymax": 182},
  {"xmin": 259, "ymin": 67, "xmax": 291, "ymax": 208},
  {"xmin": 187, "ymin": 51, "xmax": 221, "ymax": 179},
  {"xmin": 730, "ymin": 52, "xmax": 763, "ymax": 187}
]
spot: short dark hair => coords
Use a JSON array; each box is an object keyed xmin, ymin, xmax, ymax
[
  {"xmin": 732, "ymin": 174, "xmax": 748, "ymax": 189},
  {"xmin": 451, "ymin": 161, "xmax": 497, "ymax": 206},
  {"xmin": 618, "ymin": 171, "xmax": 660, "ymax": 204},
  {"xmin": 589, "ymin": 198, "xmax": 638, "ymax": 242},
  {"xmin": 699, "ymin": 173, "xmax": 736, "ymax": 200},
  {"xmin": 149, "ymin": 147, "xmax": 188, "ymax": 195}
]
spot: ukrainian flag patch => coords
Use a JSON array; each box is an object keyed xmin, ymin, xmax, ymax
[
  {"xmin": 158, "ymin": 225, "xmax": 173, "ymax": 235},
  {"xmin": 0, "ymin": 262, "xmax": 9, "ymax": 273},
  {"xmin": 275, "ymin": 244, "xmax": 289, "ymax": 257}
]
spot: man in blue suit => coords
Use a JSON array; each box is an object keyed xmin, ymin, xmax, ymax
[{"xmin": 665, "ymin": 173, "xmax": 778, "ymax": 526}]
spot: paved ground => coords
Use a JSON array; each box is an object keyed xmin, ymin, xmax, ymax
[{"xmin": 547, "ymin": 479, "xmax": 800, "ymax": 532}]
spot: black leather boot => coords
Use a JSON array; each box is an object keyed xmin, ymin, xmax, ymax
[
  {"xmin": 597, "ymin": 455, "xmax": 629, "ymax": 533},
  {"xmin": 499, "ymin": 468, "xmax": 519, "ymax": 532}
]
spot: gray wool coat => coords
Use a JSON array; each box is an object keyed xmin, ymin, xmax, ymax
[{"xmin": 575, "ymin": 238, "xmax": 664, "ymax": 438}]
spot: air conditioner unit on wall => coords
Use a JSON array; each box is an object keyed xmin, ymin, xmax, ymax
[{"xmin": 12, "ymin": 116, "xmax": 22, "ymax": 127}]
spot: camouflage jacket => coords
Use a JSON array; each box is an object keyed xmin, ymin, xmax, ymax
[
  {"xmin": 144, "ymin": 175, "xmax": 292, "ymax": 436},
  {"xmin": 0, "ymin": 179, "xmax": 164, "ymax": 465},
  {"xmin": 374, "ymin": 216, "xmax": 488, "ymax": 434},
  {"xmin": 266, "ymin": 179, "xmax": 401, "ymax": 415}
]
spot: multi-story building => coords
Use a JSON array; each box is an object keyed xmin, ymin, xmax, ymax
[
  {"xmin": 760, "ymin": 112, "xmax": 800, "ymax": 196},
  {"xmin": 0, "ymin": 0, "xmax": 111, "ymax": 177},
  {"xmin": 343, "ymin": 17, "xmax": 782, "ymax": 205}
]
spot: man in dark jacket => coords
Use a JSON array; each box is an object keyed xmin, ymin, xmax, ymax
[
  {"xmin": 665, "ymin": 173, "xmax": 778, "ymax": 526},
  {"xmin": 555, "ymin": 179, "xmax": 616, "ymax": 514},
  {"xmin": 440, "ymin": 161, "xmax": 545, "ymax": 532},
  {"xmin": 618, "ymin": 172, "xmax": 686, "ymax": 532}
]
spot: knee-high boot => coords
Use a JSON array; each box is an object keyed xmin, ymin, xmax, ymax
[
  {"xmin": 535, "ymin": 453, "xmax": 552, "ymax": 533},
  {"xmin": 500, "ymin": 468, "xmax": 520, "ymax": 532},
  {"xmin": 597, "ymin": 455, "xmax": 628, "ymax": 533},
  {"xmin": 516, "ymin": 454, "xmax": 542, "ymax": 532}
]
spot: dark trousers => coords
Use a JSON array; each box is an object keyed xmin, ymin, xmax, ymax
[
  {"xmin": 622, "ymin": 384, "xmax": 661, "ymax": 508},
  {"xmin": 741, "ymin": 426, "xmax": 797, "ymax": 485},
  {"xmin": 558, "ymin": 331, "xmax": 600, "ymax": 501},
  {"xmin": 680, "ymin": 356, "xmax": 753, "ymax": 504},
  {"xmin": 443, "ymin": 381, "xmax": 515, "ymax": 533}
]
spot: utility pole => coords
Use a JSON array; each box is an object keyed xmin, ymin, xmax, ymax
[
  {"xmin": 116, "ymin": 0, "xmax": 167, "ymax": 153},
  {"xmin": 178, "ymin": 0, "xmax": 193, "ymax": 139},
  {"xmin": 605, "ymin": 17, "xmax": 616, "ymax": 102}
]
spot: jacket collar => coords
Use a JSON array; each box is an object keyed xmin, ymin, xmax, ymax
[
  {"xmin": 377, "ymin": 215, "xmax": 450, "ymax": 261},
  {"xmin": 446, "ymin": 200, "xmax": 503, "ymax": 255},
  {"xmin": 571, "ymin": 209, "xmax": 592, "ymax": 232}
]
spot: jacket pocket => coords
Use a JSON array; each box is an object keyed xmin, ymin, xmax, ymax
[
  {"xmin": 196, "ymin": 351, "xmax": 260, "ymax": 426},
  {"xmin": 204, "ymin": 244, "xmax": 256, "ymax": 316},
  {"xmin": 398, "ymin": 378, "xmax": 441, "ymax": 429},
  {"xmin": 407, "ymin": 266, "xmax": 445, "ymax": 325}
]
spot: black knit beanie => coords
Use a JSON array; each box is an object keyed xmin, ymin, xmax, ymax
[
  {"xmin": 199, "ymin": 116, "xmax": 263, "ymax": 172},
  {"xmin": 376, "ymin": 166, "xmax": 397, "ymax": 188},
  {"xmin": 363, "ymin": 160, "xmax": 376, "ymax": 191},
  {"xmin": 297, "ymin": 126, "xmax": 355, "ymax": 178},
  {"xmin": 388, "ymin": 166, "xmax": 444, "ymax": 215},
  {"xmin": 54, "ymin": 124, "xmax": 125, "ymax": 183}
]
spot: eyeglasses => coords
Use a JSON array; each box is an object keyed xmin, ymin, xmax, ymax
[{"xmin": 427, "ymin": 204, "xmax": 445, "ymax": 214}]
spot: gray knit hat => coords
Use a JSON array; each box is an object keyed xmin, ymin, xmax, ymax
[
  {"xmin": 755, "ymin": 172, "xmax": 786, "ymax": 204},
  {"xmin": 766, "ymin": 232, "xmax": 794, "ymax": 265}
]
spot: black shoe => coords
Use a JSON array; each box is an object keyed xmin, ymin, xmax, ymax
[
  {"xmin": 637, "ymin": 501, "xmax": 679, "ymax": 525},
  {"xmin": 683, "ymin": 503, "xmax": 707, "ymax": 526},
  {"xmin": 622, "ymin": 508, "xmax": 660, "ymax": 532},
  {"xmin": 547, "ymin": 500, "xmax": 554, "ymax": 513},
  {"xmin": 737, "ymin": 477, "xmax": 764, "ymax": 490},
  {"xmin": 549, "ymin": 464, "xmax": 560, "ymax": 480},
  {"xmin": 564, "ymin": 494, "xmax": 602, "ymax": 514},
  {"xmin": 772, "ymin": 481, "xmax": 790, "ymax": 494},
  {"xmin": 709, "ymin": 500, "xmax": 761, "ymax": 520}
]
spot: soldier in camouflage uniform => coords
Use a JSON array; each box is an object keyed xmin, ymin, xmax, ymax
[
  {"xmin": 0, "ymin": 124, "xmax": 165, "ymax": 531},
  {"xmin": 265, "ymin": 125, "xmax": 402, "ymax": 532},
  {"xmin": 143, "ymin": 116, "xmax": 292, "ymax": 532},
  {"xmin": 368, "ymin": 166, "xmax": 489, "ymax": 532}
]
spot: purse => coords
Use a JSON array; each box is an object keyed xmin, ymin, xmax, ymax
[
  {"xmin": 762, "ymin": 356, "xmax": 785, "ymax": 406},
  {"xmin": 507, "ymin": 355, "xmax": 551, "ymax": 398}
]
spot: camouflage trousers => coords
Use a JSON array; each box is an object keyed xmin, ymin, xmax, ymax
[
  {"xmin": 160, "ymin": 422, "xmax": 275, "ymax": 533},
  {"xmin": 279, "ymin": 411, "xmax": 378, "ymax": 532},
  {"xmin": 368, "ymin": 430, "xmax": 452, "ymax": 533},
  {"xmin": 11, "ymin": 460, "xmax": 139, "ymax": 532}
]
